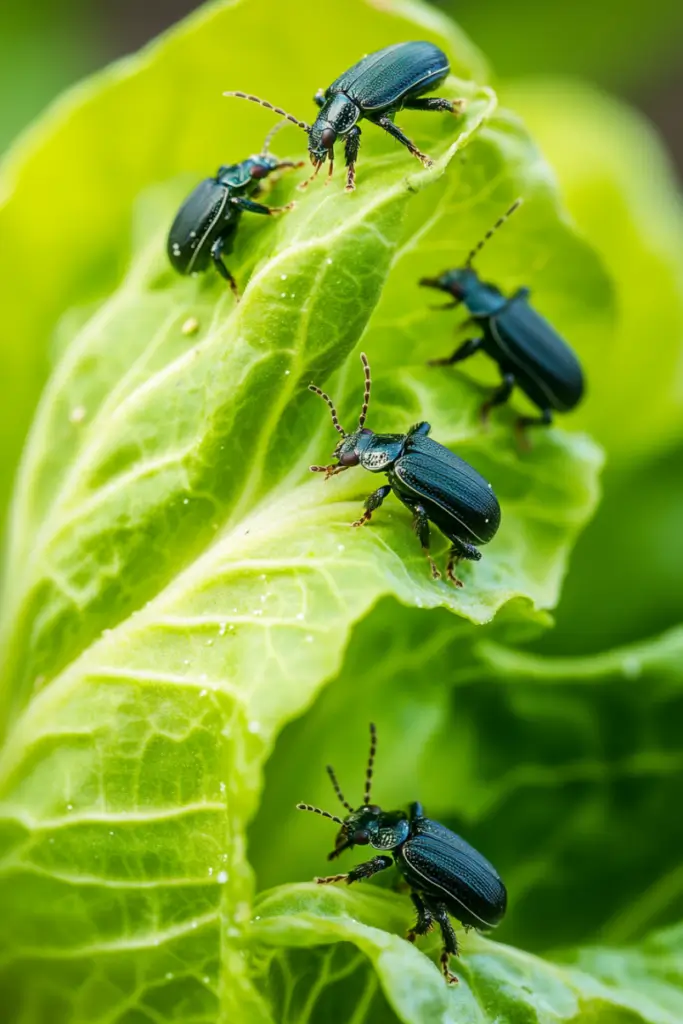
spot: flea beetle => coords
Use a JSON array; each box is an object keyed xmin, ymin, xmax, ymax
[
  {"xmin": 225, "ymin": 41, "xmax": 463, "ymax": 192},
  {"xmin": 421, "ymin": 199, "xmax": 585, "ymax": 431},
  {"xmin": 297, "ymin": 723, "xmax": 507, "ymax": 984},
  {"xmin": 308, "ymin": 352, "xmax": 500, "ymax": 586},
  {"xmin": 167, "ymin": 122, "xmax": 302, "ymax": 297}
]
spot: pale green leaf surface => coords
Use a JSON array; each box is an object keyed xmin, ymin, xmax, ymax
[
  {"xmin": 248, "ymin": 885, "xmax": 683, "ymax": 1024},
  {"xmin": 503, "ymin": 79, "xmax": 683, "ymax": 463}
]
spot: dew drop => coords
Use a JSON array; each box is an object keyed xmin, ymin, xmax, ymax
[
  {"xmin": 248, "ymin": 720, "xmax": 261, "ymax": 735},
  {"xmin": 182, "ymin": 317, "xmax": 200, "ymax": 336},
  {"xmin": 622, "ymin": 655, "xmax": 642, "ymax": 679},
  {"xmin": 69, "ymin": 406, "xmax": 86, "ymax": 424},
  {"xmin": 217, "ymin": 870, "xmax": 229, "ymax": 884}
]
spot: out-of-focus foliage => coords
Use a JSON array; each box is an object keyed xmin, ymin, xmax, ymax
[{"xmin": 438, "ymin": 0, "xmax": 683, "ymax": 88}]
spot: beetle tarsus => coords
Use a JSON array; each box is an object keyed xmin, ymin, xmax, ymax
[
  {"xmin": 310, "ymin": 463, "xmax": 348, "ymax": 479},
  {"xmin": 440, "ymin": 952, "xmax": 459, "ymax": 985},
  {"xmin": 403, "ymin": 95, "xmax": 464, "ymax": 115},
  {"xmin": 353, "ymin": 484, "xmax": 391, "ymax": 527},
  {"xmin": 515, "ymin": 409, "xmax": 551, "ymax": 451},
  {"xmin": 446, "ymin": 553, "xmax": 464, "ymax": 588},
  {"xmin": 314, "ymin": 873, "xmax": 349, "ymax": 885},
  {"xmin": 433, "ymin": 902, "xmax": 460, "ymax": 984}
]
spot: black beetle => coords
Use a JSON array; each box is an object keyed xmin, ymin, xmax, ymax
[
  {"xmin": 308, "ymin": 352, "xmax": 500, "ymax": 586},
  {"xmin": 421, "ymin": 199, "xmax": 585, "ymax": 432},
  {"xmin": 297, "ymin": 723, "xmax": 507, "ymax": 984},
  {"xmin": 167, "ymin": 123, "xmax": 302, "ymax": 297},
  {"xmin": 225, "ymin": 41, "xmax": 463, "ymax": 192}
]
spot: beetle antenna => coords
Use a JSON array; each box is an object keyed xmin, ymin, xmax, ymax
[
  {"xmin": 297, "ymin": 160, "xmax": 323, "ymax": 190},
  {"xmin": 363, "ymin": 722, "xmax": 377, "ymax": 805},
  {"xmin": 326, "ymin": 765, "xmax": 353, "ymax": 811},
  {"xmin": 465, "ymin": 198, "xmax": 523, "ymax": 268},
  {"xmin": 296, "ymin": 802, "xmax": 344, "ymax": 825},
  {"xmin": 224, "ymin": 91, "xmax": 311, "ymax": 133},
  {"xmin": 358, "ymin": 353, "xmax": 372, "ymax": 429},
  {"xmin": 261, "ymin": 118, "xmax": 288, "ymax": 155},
  {"xmin": 308, "ymin": 383, "xmax": 346, "ymax": 436}
]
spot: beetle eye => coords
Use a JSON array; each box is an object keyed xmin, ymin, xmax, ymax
[
  {"xmin": 321, "ymin": 127, "xmax": 336, "ymax": 149},
  {"xmin": 250, "ymin": 163, "xmax": 269, "ymax": 179},
  {"xmin": 353, "ymin": 830, "xmax": 370, "ymax": 845},
  {"xmin": 338, "ymin": 450, "xmax": 359, "ymax": 467}
]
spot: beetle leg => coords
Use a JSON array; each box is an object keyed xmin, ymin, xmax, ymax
[
  {"xmin": 403, "ymin": 96, "xmax": 465, "ymax": 114},
  {"xmin": 230, "ymin": 196, "xmax": 295, "ymax": 216},
  {"xmin": 428, "ymin": 336, "xmax": 482, "ymax": 368},
  {"xmin": 310, "ymin": 463, "xmax": 349, "ymax": 480},
  {"xmin": 344, "ymin": 126, "xmax": 362, "ymax": 192},
  {"xmin": 517, "ymin": 407, "xmax": 552, "ymax": 431},
  {"xmin": 431, "ymin": 902, "xmax": 460, "ymax": 984},
  {"xmin": 352, "ymin": 484, "xmax": 391, "ymax": 528},
  {"xmin": 481, "ymin": 372, "xmax": 515, "ymax": 424},
  {"xmin": 210, "ymin": 238, "xmax": 240, "ymax": 300},
  {"xmin": 406, "ymin": 892, "xmax": 435, "ymax": 942},
  {"xmin": 446, "ymin": 540, "xmax": 481, "ymax": 588},
  {"xmin": 315, "ymin": 855, "xmax": 392, "ymax": 886},
  {"xmin": 372, "ymin": 114, "xmax": 432, "ymax": 167},
  {"xmin": 515, "ymin": 407, "xmax": 552, "ymax": 450},
  {"xmin": 411, "ymin": 504, "xmax": 441, "ymax": 580}
]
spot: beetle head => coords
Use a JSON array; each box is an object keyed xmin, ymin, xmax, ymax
[
  {"xmin": 248, "ymin": 153, "xmax": 280, "ymax": 180},
  {"xmin": 420, "ymin": 267, "xmax": 479, "ymax": 304},
  {"xmin": 331, "ymin": 428, "xmax": 374, "ymax": 468},
  {"xmin": 308, "ymin": 353, "xmax": 374, "ymax": 477},
  {"xmin": 296, "ymin": 724, "xmax": 412, "ymax": 858}
]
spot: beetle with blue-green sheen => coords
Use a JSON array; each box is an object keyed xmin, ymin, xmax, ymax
[
  {"xmin": 297, "ymin": 723, "xmax": 507, "ymax": 984},
  {"xmin": 421, "ymin": 200, "xmax": 585, "ymax": 432},
  {"xmin": 308, "ymin": 352, "xmax": 500, "ymax": 586},
  {"xmin": 167, "ymin": 123, "xmax": 302, "ymax": 297},
  {"xmin": 225, "ymin": 41, "xmax": 464, "ymax": 192}
]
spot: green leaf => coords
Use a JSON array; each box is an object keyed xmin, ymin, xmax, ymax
[
  {"xmin": 248, "ymin": 885, "xmax": 683, "ymax": 1024},
  {"xmin": 253, "ymin": 601, "xmax": 683, "ymax": 954},
  {"xmin": 0, "ymin": 0, "xmax": 609, "ymax": 1019},
  {"xmin": 502, "ymin": 79, "xmax": 683, "ymax": 465}
]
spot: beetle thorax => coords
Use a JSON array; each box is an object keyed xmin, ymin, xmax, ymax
[
  {"xmin": 335, "ymin": 806, "xmax": 410, "ymax": 853},
  {"xmin": 309, "ymin": 94, "xmax": 360, "ymax": 160}
]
